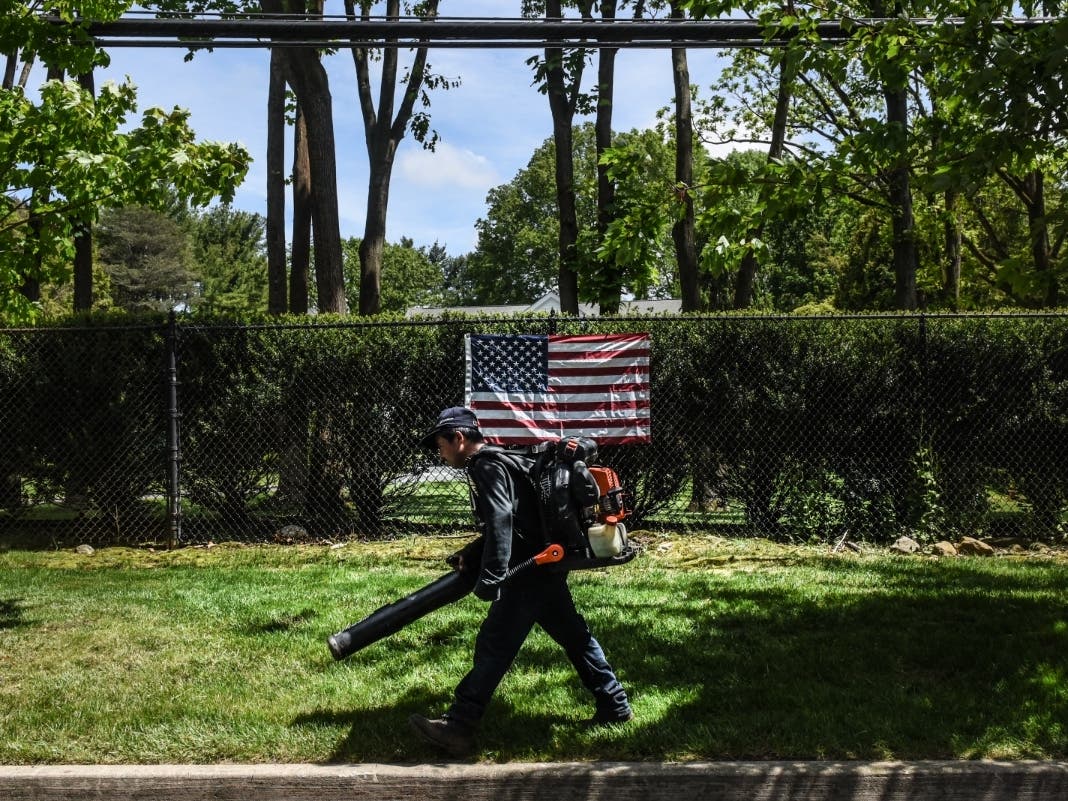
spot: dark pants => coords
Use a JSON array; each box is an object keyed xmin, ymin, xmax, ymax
[{"xmin": 445, "ymin": 573, "xmax": 630, "ymax": 727}]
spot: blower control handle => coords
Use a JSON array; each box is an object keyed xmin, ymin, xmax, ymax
[{"xmin": 503, "ymin": 543, "xmax": 565, "ymax": 580}]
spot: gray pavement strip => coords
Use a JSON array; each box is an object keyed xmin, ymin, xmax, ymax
[{"xmin": 1, "ymin": 761, "xmax": 1067, "ymax": 801}]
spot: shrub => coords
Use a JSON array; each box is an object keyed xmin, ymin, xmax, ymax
[{"xmin": 2, "ymin": 313, "xmax": 1066, "ymax": 546}]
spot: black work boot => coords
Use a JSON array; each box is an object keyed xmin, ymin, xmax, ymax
[
  {"xmin": 587, "ymin": 706, "xmax": 635, "ymax": 726},
  {"xmin": 408, "ymin": 713, "xmax": 476, "ymax": 757}
]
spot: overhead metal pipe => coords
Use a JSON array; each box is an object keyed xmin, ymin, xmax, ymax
[
  {"xmin": 49, "ymin": 16, "xmax": 854, "ymax": 46},
  {"xmin": 40, "ymin": 15, "xmax": 1059, "ymax": 50}
]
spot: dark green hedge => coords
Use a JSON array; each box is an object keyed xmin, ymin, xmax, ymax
[
  {"xmin": 0, "ymin": 318, "xmax": 166, "ymax": 543},
  {"xmin": 1, "ymin": 313, "xmax": 1065, "ymax": 545}
]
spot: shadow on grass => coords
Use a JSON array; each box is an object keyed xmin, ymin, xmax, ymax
[
  {"xmin": 0, "ymin": 597, "xmax": 25, "ymax": 629},
  {"xmin": 330, "ymin": 557, "xmax": 1068, "ymax": 762},
  {"xmin": 583, "ymin": 558, "xmax": 1068, "ymax": 761},
  {"xmin": 247, "ymin": 607, "xmax": 319, "ymax": 634},
  {"xmin": 281, "ymin": 556, "xmax": 1068, "ymax": 763},
  {"xmin": 292, "ymin": 685, "xmax": 453, "ymax": 763}
]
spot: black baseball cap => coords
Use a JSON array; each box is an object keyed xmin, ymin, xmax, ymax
[{"xmin": 419, "ymin": 406, "xmax": 480, "ymax": 450}]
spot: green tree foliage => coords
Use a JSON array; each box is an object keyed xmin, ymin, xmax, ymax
[
  {"xmin": 686, "ymin": 1, "xmax": 1068, "ymax": 311},
  {"xmin": 342, "ymin": 236, "xmax": 443, "ymax": 314},
  {"xmin": 918, "ymin": 7, "xmax": 1068, "ymax": 308},
  {"xmin": 95, "ymin": 206, "xmax": 197, "ymax": 313},
  {"xmin": 602, "ymin": 137, "xmax": 841, "ymax": 311},
  {"xmin": 426, "ymin": 241, "xmax": 470, "ymax": 306},
  {"xmin": 189, "ymin": 205, "xmax": 269, "ymax": 316},
  {"xmin": 593, "ymin": 122, "xmax": 683, "ymax": 304},
  {"xmin": 693, "ymin": 13, "xmax": 909, "ymax": 308},
  {"xmin": 0, "ymin": 2, "xmax": 250, "ymax": 323},
  {"xmin": 464, "ymin": 123, "xmax": 678, "ymax": 306},
  {"xmin": 466, "ymin": 125, "xmax": 594, "ymax": 305},
  {"xmin": 762, "ymin": 211, "xmax": 841, "ymax": 312}
]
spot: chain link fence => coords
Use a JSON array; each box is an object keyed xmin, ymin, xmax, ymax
[{"xmin": 1, "ymin": 313, "xmax": 1066, "ymax": 548}]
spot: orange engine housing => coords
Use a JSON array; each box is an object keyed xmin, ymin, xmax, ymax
[{"xmin": 588, "ymin": 466, "xmax": 628, "ymax": 524}]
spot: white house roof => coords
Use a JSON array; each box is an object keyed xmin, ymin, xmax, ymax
[{"xmin": 406, "ymin": 291, "xmax": 681, "ymax": 318}]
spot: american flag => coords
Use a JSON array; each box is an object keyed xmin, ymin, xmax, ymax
[{"xmin": 464, "ymin": 333, "xmax": 651, "ymax": 445}]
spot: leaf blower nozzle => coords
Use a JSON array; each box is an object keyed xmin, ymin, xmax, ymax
[
  {"xmin": 327, "ymin": 543, "xmax": 568, "ymax": 661},
  {"xmin": 327, "ymin": 569, "xmax": 475, "ymax": 660}
]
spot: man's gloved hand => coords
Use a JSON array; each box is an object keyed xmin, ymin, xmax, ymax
[
  {"xmin": 447, "ymin": 536, "xmax": 484, "ymax": 573},
  {"xmin": 473, "ymin": 581, "xmax": 500, "ymax": 602}
]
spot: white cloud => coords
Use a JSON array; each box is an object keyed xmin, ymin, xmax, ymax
[{"xmin": 397, "ymin": 142, "xmax": 501, "ymax": 191}]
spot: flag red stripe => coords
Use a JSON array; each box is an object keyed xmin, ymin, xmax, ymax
[
  {"xmin": 470, "ymin": 399, "xmax": 650, "ymax": 412},
  {"xmin": 485, "ymin": 435, "xmax": 650, "ymax": 445},
  {"xmin": 477, "ymin": 418, "xmax": 648, "ymax": 429},
  {"xmin": 549, "ymin": 333, "xmax": 649, "ymax": 345},
  {"xmin": 468, "ymin": 387, "xmax": 648, "ymax": 399},
  {"xmin": 550, "ymin": 348, "xmax": 651, "ymax": 360},
  {"xmin": 544, "ymin": 383, "xmax": 649, "ymax": 394}
]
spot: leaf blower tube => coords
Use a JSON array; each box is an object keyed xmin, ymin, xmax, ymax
[{"xmin": 327, "ymin": 543, "xmax": 565, "ymax": 661}]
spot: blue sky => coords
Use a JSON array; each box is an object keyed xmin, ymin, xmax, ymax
[{"xmin": 97, "ymin": 4, "xmax": 731, "ymax": 256}]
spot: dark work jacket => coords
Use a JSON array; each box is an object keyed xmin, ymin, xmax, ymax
[{"xmin": 460, "ymin": 446, "xmax": 544, "ymax": 601}]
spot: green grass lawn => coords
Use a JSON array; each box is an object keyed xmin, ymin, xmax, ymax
[{"xmin": 1, "ymin": 534, "xmax": 1066, "ymax": 764}]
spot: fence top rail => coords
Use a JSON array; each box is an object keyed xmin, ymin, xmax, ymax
[
  {"xmin": 3, "ymin": 310, "xmax": 1068, "ymax": 335},
  {"xmin": 0, "ymin": 323, "xmax": 169, "ymax": 335}
]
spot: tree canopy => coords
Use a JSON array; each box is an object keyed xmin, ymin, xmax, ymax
[
  {"xmin": 0, "ymin": 1, "xmax": 250, "ymax": 322},
  {"xmin": 672, "ymin": 1, "xmax": 1068, "ymax": 310},
  {"xmin": 461, "ymin": 122, "xmax": 681, "ymax": 307},
  {"xmin": 343, "ymin": 235, "xmax": 443, "ymax": 314},
  {"xmin": 7, "ymin": 4, "xmax": 1068, "ymax": 318},
  {"xmin": 95, "ymin": 205, "xmax": 196, "ymax": 313}
]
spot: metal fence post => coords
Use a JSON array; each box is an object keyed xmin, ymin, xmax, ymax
[
  {"xmin": 164, "ymin": 311, "xmax": 182, "ymax": 548},
  {"xmin": 918, "ymin": 307, "xmax": 928, "ymax": 425}
]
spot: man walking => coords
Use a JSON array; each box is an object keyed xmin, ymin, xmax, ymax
[{"xmin": 409, "ymin": 407, "xmax": 633, "ymax": 756}]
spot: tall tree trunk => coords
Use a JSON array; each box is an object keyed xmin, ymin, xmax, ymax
[
  {"xmin": 16, "ymin": 55, "xmax": 35, "ymax": 90},
  {"xmin": 595, "ymin": 1, "xmax": 620, "ymax": 314},
  {"xmin": 880, "ymin": 77, "xmax": 922, "ymax": 309},
  {"xmin": 263, "ymin": 0, "xmax": 345, "ymax": 314},
  {"xmin": 268, "ymin": 54, "xmax": 308, "ymax": 508},
  {"xmin": 349, "ymin": 0, "xmax": 439, "ymax": 316},
  {"xmin": 734, "ymin": 22, "xmax": 796, "ymax": 309},
  {"xmin": 925, "ymin": 71, "xmax": 960, "ymax": 311},
  {"xmin": 287, "ymin": 51, "xmax": 346, "ymax": 314},
  {"xmin": 942, "ymin": 188, "xmax": 961, "ymax": 309},
  {"xmin": 1023, "ymin": 168, "xmax": 1056, "ymax": 307},
  {"xmin": 3, "ymin": 53, "xmax": 16, "ymax": 91},
  {"xmin": 551, "ymin": 110, "xmax": 581, "ymax": 315},
  {"xmin": 884, "ymin": 95, "xmax": 918, "ymax": 309},
  {"xmin": 869, "ymin": 0, "xmax": 918, "ymax": 310},
  {"xmin": 2, "ymin": 47, "xmax": 34, "ymax": 90},
  {"xmin": 544, "ymin": 0, "xmax": 592, "ymax": 315},
  {"xmin": 21, "ymin": 210, "xmax": 41, "ymax": 303},
  {"xmin": 266, "ymin": 49, "xmax": 287, "ymax": 315},
  {"xmin": 290, "ymin": 103, "xmax": 312, "ymax": 314},
  {"xmin": 996, "ymin": 166, "xmax": 1057, "ymax": 307},
  {"xmin": 884, "ymin": 81, "xmax": 918, "ymax": 311},
  {"xmin": 72, "ymin": 221, "xmax": 92, "ymax": 312},
  {"xmin": 670, "ymin": 3, "xmax": 700, "ymax": 313},
  {"xmin": 358, "ymin": 159, "xmax": 392, "ymax": 315},
  {"xmin": 22, "ymin": 63, "xmax": 65, "ymax": 305}
]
